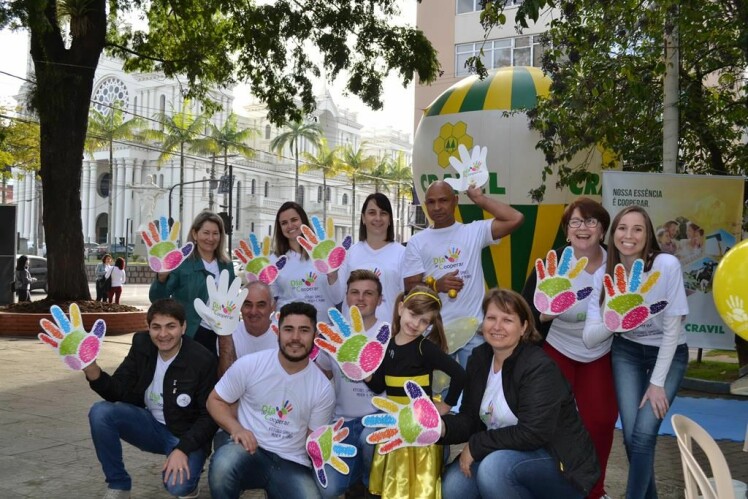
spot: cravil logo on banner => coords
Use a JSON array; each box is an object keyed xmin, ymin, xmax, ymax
[
  {"xmin": 412, "ymin": 66, "xmax": 617, "ymax": 291},
  {"xmin": 601, "ymin": 171, "xmax": 744, "ymax": 349}
]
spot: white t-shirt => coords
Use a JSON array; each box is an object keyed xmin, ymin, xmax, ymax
[
  {"xmin": 546, "ymin": 249, "xmax": 611, "ymax": 362},
  {"xmin": 215, "ymin": 349, "xmax": 335, "ymax": 467},
  {"xmin": 271, "ymin": 251, "xmax": 339, "ymax": 323},
  {"xmin": 106, "ymin": 266, "xmax": 126, "ymax": 287},
  {"xmin": 584, "ymin": 253, "xmax": 689, "ymax": 386},
  {"xmin": 479, "ymin": 365, "xmax": 518, "ymax": 430},
  {"xmin": 314, "ymin": 319, "xmax": 384, "ymax": 421},
  {"xmin": 231, "ymin": 322, "xmax": 278, "ymax": 358},
  {"xmin": 199, "ymin": 259, "xmax": 220, "ymax": 330},
  {"xmin": 332, "ymin": 241, "xmax": 406, "ymax": 323},
  {"xmin": 403, "ymin": 220, "xmax": 497, "ymax": 324},
  {"xmin": 145, "ymin": 353, "xmax": 177, "ymax": 424}
]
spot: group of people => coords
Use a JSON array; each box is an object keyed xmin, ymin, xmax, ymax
[
  {"xmin": 76, "ymin": 180, "xmax": 689, "ymax": 499},
  {"xmin": 95, "ymin": 254, "xmax": 127, "ymax": 304}
]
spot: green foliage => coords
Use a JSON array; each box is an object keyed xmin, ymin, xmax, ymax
[
  {"xmin": 687, "ymin": 359, "xmax": 739, "ymax": 382},
  {"xmin": 0, "ymin": 114, "xmax": 41, "ymax": 178},
  {"xmin": 300, "ymin": 137, "xmax": 342, "ymax": 219},
  {"xmin": 144, "ymin": 101, "xmax": 208, "ymax": 165},
  {"xmin": 85, "ymin": 104, "xmax": 144, "ymax": 158}
]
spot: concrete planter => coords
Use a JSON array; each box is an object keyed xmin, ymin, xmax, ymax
[{"xmin": 0, "ymin": 311, "xmax": 148, "ymax": 337}]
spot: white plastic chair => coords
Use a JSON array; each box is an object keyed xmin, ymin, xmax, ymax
[{"xmin": 671, "ymin": 414, "xmax": 746, "ymax": 499}]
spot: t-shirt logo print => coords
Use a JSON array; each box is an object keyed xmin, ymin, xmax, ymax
[
  {"xmin": 275, "ymin": 400, "xmax": 293, "ymax": 420},
  {"xmin": 445, "ymin": 246, "xmax": 461, "ymax": 263}
]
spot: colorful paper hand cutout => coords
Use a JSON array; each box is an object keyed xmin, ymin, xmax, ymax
[
  {"xmin": 234, "ymin": 233, "xmax": 286, "ymax": 284},
  {"xmin": 297, "ymin": 216, "xmax": 352, "ymax": 274},
  {"xmin": 534, "ymin": 247, "xmax": 592, "ymax": 315},
  {"xmin": 193, "ymin": 269, "xmax": 248, "ymax": 336},
  {"xmin": 603, "ymin": 259, "xmax": 668, "ymax": 332},
  {"xmin": 38, "ymin": 303, "xmax": 106, "ymax": 370},
  {"xmin": 140, "ymin": 216, "xmax": 194, "ymax": 272},
  {"xmin": 444, "ymin": 144, "xmax": 489, "ymax": 192},
  {"xmin": 363, "ymin": 380, "xmax": 442, "ymax": 455},
  {"xmin": 316, "ymin": 307, "xmax": 391, "ymax": 381},
  {"xmin": 306, "ymin": 418, "xmax": 357, "ymax": 488}
]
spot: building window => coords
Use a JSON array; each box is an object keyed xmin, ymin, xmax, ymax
[
  {"xmin": 251, "ymin": 222, "xmax": 255, "ymax": 233},
  {"xmin": 326, "ymin": 187, "xmax": 331, "ymax": 202},
  {"xmin": 235, "ymin": 181, "xmax": 241, "ymax": 229},
  {"xmin": 158, "ymin": 174, "xmax": 164, "ymax": 188},
  {"xmin": 97, "ymin": 173, "xmax": 111, "ymax": 198},
  {"xmin": 455, "ymin": 34, "xmax": 544, "ymax": 76},
  {"xmin": 457, "ymin": 0, "xmax": 523, "ymax": 14},
  {"xmin": 264, "ymin": 181, "xmax": 269, "ymax": 197},
  {"xmin": 342, "ymin": 193, "xmax": 348, "ymax": 205},
  {"xmin": 159, "ymin": 95, "xmax": 166, "ymax": 129},
  {"xmin": 317, "ymin": 186, "xmax": 323, "ymax": 203},
  {"xmin": 297, "ymin": 185, "xmax": 305, "ymax": 207},
  {"xmin": 265, "ymin": 124, "xmax": 271, "ymax": 140},
  {"xmin": 251, "ymin": 179, "xmax": 256, "ymax": 195}
]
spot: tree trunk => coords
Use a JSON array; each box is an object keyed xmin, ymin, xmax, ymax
[
  {"xmin": 351, "ymin": 175, "xmax": 356, "ymax": 240},
  {"xmin": 294, "ymin": 141, "xmax": 300, "ymax": 205},
  {"xmin": 108, "ymin": 138, "xmax": 114, "ymax": 244},
  {"xmin": 29, "ymin": 0, "xmax": 106, "ymax": 300},
  {"xmin": 179, "ymin": 141, "xmax": 185, "ymax": 235}
]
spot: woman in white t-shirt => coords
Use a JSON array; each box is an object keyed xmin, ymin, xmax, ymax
[
  {"xmin": 270, "ymin": 201, "xmax": 340, "ymax": 321},
  {"xmin": 333, "ymin": 192, "xmax": 405, "ymax": 323},
  {"xmin": 105, "ymin": 257, "xmax": 127, "ymax": 304},
  {"xmin": 521, "ymin": 197, "xmax": 616, "ymax": 499},
  {"xmin": 583, "ymin": 206, "xmax": 689, "ymax": 499}
]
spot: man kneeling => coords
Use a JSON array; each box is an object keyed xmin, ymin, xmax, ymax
[
  {"xmin": 84, "ymin": 299, "xmax": 217, "ymax": 499},
  {"xmin": 207, "ymin": 302, "xmax": 335, "ymax": 499}
]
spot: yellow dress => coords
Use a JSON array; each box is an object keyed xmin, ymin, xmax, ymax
[{"xmin": 369, "ymin": 443, "xmax": 443, "ymax": 498}]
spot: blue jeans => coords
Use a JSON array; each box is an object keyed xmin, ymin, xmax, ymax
[
  {"xmin": 209, "ymin": 441, "xmax": 321, "ymax": 499},
  {"xmin": 441, "ymin": 448, "xmax": 583, "ymax": 499},
  {"xmin": 455, "ymin": 330, "xmax": 485, "ymax": 369},
  {"xmin": 611, "ymin": 336, "xmax": 688, "ymax": 499},
  {"xmin": 88, "ymin": 401, "xmax": 206, "ymax": 496},
  {"xmin": 318, "ymin": 418, "xmax": 366, "ymax": 498}
]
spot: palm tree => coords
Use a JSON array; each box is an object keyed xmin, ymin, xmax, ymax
[
  {"xmin": 85, "ymin": 104, "xmax": 144, "ymax": 244},
  {"xmin": 370, "ymin": 155, "xmax": 392, "ymax": 194},
  {"xmin": 299, "ymin": 138, "xmax": 343, "ymax": 220},
  {"xmin": 144, "ymin": 101, "xmax": 208, "ymax": 232},
  {"xmin": 340, "ymin": 143, "xmax": 377, "ymax": 237},
  {"xmin": 190, "ymin": 113, "xmax": 256, "ymax": 211},
  {"xmin": 269, "ymin": 119, "xmax": 322, "ymax": 205},
  {"xmin": 386, "ymin": 151, "xmax": 413, "ymax": 242}
]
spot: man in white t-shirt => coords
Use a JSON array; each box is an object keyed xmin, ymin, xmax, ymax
[
  {"xmin": 207, "ymin": 302, "xmax": 335, "ymax": 499},
  {"xmin": 404, "ymin": 181, "xmax": 524, "ymax": 366},
  {"xmin": 217, "ymin": 281, "xmax": 278, "ymax": 377},
  {"xmin": 315, "ymin": 269, "xmax": 383, "ymax": 497}
]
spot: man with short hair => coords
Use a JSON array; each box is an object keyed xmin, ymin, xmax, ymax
[
  {"xmin": 217, "ymin": 281, "xmax": 277, "ymax": 377},
  {"xmin": 315, "ymin": 269, "xmax": 384, "ymax": 497},
  {"xmin": 84, "ymin": 299, "xmax": 217, "ymax": 499},
  {"xmin": 207, "ymin": 302, "xmax": 335, "ymax": 499},
  {"xmin": 403, "ymin": 181, "xmax": 524, "ymax": 366}
]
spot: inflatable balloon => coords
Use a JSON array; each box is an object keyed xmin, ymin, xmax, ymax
[
  {"xmin": 413, "ymin": 66, "xmax": 616, "ymax": 291},
  {"xmin": 713, "ymin": 239, "xmax": 748, "ymax": 340}
]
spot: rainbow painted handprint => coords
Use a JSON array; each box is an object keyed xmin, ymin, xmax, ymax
[
  {"xmin": 534, "ymin": 247, "xmax": 592, "ymax": 315},
  {"xmin": 193, "ymin": 269, "xmax": 248, "ymax": 336},
  {"xmin": 444, "ymin": 144, "xmax": 489, "ymax": 192},
  {"xmin": 316, "ymin": 307, "xmax": 391, "ymax": 381},
  {"xmin": 140, "ymin": 217, "xmax": 194, "ymax": 272},
  {"xmin": 603, "ymin": 259, "xmax": 668, "ymax": 332},
  {"xmin": 38, "ymin": 303, "xmax": 106, "ymax": 370},
  {"xmin": 297, "ymin": 216, "xmax": 352, "ymax": 274},
  {"xmin": 234, "ymin": 233, "xmax": 286, "ymax": 284},
  {"xmin": 363, "ymin": 380, "xmax": 442, "ymax": 455},
  {"xmin": 446, "ymin": 247, "xmax": 461, "ymax": 263},
  {"xmin": 276, "ymin": 400, "xmax": 293, "ymax": 419},
  {"xmin": 306, "ymin": 418, "xmax": 358, "ymax": 488}
]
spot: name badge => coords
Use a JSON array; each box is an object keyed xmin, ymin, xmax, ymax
[{"xmin": 176, "ymin": 394, "xmax": 191, "ymax": 407}]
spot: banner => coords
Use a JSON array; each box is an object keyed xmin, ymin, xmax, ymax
[{"xmin": 602, "ymin": 171, "xmax": 744, "ymax": 349}]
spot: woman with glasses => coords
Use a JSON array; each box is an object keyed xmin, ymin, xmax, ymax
[
  {"xmin": 521, "ymin": 197, "xmax": 617, "ymax": 499},
  {"xmin": 583, "ymin": 206, "xmax": 688, "ymax": 499}
]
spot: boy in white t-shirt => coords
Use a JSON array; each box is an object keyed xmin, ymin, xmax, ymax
[
  {"xmin": 315, "ymin": 269, "xmax": 383, "ymax": 498},
  {"xmin": 207, "ymin": 302, "xmax": 335, "ymax": 499}
]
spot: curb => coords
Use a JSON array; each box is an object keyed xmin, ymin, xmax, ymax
[{"xmin": 681, "ymin": 376, "xmax": 731, "ymax": 394}]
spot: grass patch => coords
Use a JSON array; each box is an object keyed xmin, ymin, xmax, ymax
[
  {"xmin": 686, "ymin": 360, "xmax": 740, "ymax": 382},
  {"xmin": 703, "ymin": 349, "xmax": 738, "ymax": 359}
]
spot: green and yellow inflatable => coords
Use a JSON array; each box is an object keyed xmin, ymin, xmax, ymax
[{"xmin": 413, "ymin": 66, "xmax": 611, "ymax": 291}]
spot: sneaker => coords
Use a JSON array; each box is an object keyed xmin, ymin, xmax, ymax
[
  {"xmin": 179, "ymin": 486, "xmax": 200, "ymax": 498},
  {"xmin": 102, "ymin": 489, "xmax": 130, "ymax": 499}
]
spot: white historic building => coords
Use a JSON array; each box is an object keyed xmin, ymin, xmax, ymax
[{"xmin": 13, "ymin": 56, "xmax": 413, "ymax": 254}]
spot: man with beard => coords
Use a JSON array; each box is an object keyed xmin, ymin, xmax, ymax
[{"xmin": 207, "ymin": 302, "xmax": 335, "ymax": 499}]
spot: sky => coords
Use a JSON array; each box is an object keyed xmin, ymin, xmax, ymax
[{"xmin": 0, "ymin": 3, "xmax": 417, "ymax": 136}]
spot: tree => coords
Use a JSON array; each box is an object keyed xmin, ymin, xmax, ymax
[
  {"xmin": 299, "ymin": 137, "xmax": 343, "ymax": 220},
  {"xmin": 85, "ymin": 104, "xmax": 144, "ymax": 244},
  {"xmin": 0, "ymin": 114, "xmax": 41, "ymax": 203},
  {"xmin": 340, "ymin": 143, "xmax": 377, "ymax": 237},
  {"xmin": 384, "ymin": 151, "xmax": 413, "ymax": 242},
  {"xmin": 143, "ymin": 102, "xmax": 208, "ymax": 234},
  {"xmin": 370, "ymin": 155, "xmax": 392, "ymax": 194},
  {"xmin": 270, "ymin": 120, "xmax": 322, "ymax": 205},
  {"xmin": 0, "ymin": 0, "xmax": 439, "ymax": 300},
  {"xmin": 190, "ymin": 112, "xmax": 256, "ymax": 211}
]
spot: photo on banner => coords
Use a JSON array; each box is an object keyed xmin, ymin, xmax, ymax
[{"xmin": 601, "ymin": 171, "xmax": 744, "ymax": 349}]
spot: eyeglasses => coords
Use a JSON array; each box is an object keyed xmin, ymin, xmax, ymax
[{"xmin": 568, "ymin": 217, "xmax": 600, "ymax": 228}]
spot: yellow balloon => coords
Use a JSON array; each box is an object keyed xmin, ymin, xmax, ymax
[{"xmin": 712, "ymin": 239, "xmax": 748, "ymax": 341}]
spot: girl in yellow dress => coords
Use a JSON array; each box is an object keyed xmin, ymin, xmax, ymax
[{"xmin": 363, "ymin": 286, "xmax": 467, "ymax": 498}]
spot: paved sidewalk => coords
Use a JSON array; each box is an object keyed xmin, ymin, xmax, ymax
[{"xmin": 1, "ymin": 334, "xmax": 746, "ymax": 498}]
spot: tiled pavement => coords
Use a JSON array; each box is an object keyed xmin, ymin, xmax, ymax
[{"xmin": 1, "ymin": 334, "xmax": 746, "ymax": 499}]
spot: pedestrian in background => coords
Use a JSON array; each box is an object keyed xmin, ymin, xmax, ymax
[
  {"xmin": 15, "ymin": 255, "xmax": 35, "ymax": 302},
  {"xmin": 106, "ymin": 257, "xmax": 126, "ymax": 304},
  {"xmin": 95, "ymin": 254, "xmax": 113, "ymax": 302}
]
